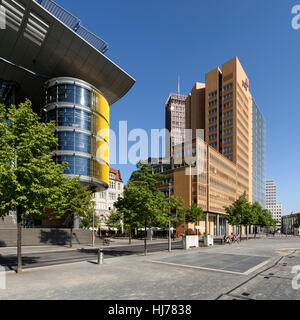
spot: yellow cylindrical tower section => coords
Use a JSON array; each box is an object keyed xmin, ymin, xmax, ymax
[
  {"xmin": 93, "ymin": 90, "xmax": 110, "ymax": 187},
  {"xmin": 44, "ymin": 77, "xmax": 110, "ymax": 191}
]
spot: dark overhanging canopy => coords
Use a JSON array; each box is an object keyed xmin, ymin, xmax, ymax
[{"xmin": 0, "ymin": 0, "xmax": 135, "ymax": 109}]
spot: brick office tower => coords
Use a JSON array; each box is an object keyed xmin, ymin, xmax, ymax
[
  {"xmin": 186, "ymin": 57, "xmax": 254, "ymax": 202},
  {"xmin": 165, "ymin": 94, "xmax": 187, "ymax": 156}
]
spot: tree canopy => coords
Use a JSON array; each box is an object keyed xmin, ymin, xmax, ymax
[{"xmin": 114, "ymin": 161, "xmax": 184, "ymax": 251}]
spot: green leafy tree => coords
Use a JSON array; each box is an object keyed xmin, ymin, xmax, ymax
[
  {"xmin": 113, "ymin": 192, "xmax": 142, "ymax": 244},
  {"xmin": 251, "ymin": 201, "xmax": 263, "ymax": 238},
  {"xmin": 293, "ymin": 214, "xmax": 300, "ymax": 229},
  {"xmin": 80, "ymin": 209, "xmax": 100, "ymax": 230},
  {"xmin": 53, "ymin": 177, "xmax": 95, "ymax": 248},
  {"xmin": 129, "ymin": 160, "xmax": 165, "ymax": 192},
  {"xmin": 106, "ymin": 210, "xmax": 122, "ymax": 233},
  {"xmin": 114, "ymin": 162, "xmax": 185, "ymax": 252},
  {"xmin": 184, "ymin": 203, "xmax": 205, "ymax": 236},
  {"xmin": 114, "ymin": 182, "xmax": 160, "ymax": 253},
  {"xmin": 224, "ymin": 192, "xmax": 252, "ymax": 241},
  {"xmin": 185, "ymin": 203, "xmax": 205, "ymax": 223},
  {"xmin": 0, "ymin": 100, "xmax": 69, "ymax": 272}
]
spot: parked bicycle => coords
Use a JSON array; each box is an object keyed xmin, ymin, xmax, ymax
[
  {"xmin": 223, "ymin": 235, "xmax": 232, "ymax": 244},
  {"xmin": 231, "ymin": 234, "xmax": 240, "ymax": 244}
]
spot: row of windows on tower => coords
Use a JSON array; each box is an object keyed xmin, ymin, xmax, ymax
[
  {"xmin": 208, "ymin": 91, "xmax": 218, "ymax": 99},
  {"xmin": 209, "ymin": 122, "xmax": 233, "ymax": 133},
  {"xmin": 224, "ymin": 101, "xmax": 232, "ymax": 108},
  {"xmin": 224, "ymin": 83, "xmax": 233, "ymax": 91},
  {"xmin": 209, "ymin": 125, "xmax": 218, "ymax": 132},
  {"xmin": 224, "ymin": 110, "xmax": 233, "ymax": 118},
  {"xmin": 224, "ymin": 128, "xmax": 233, "ymax": 135},
  {"xmin": 209, "ymin": 117, "xmax": 218, "ymax": 124},
  {"xmin": 224, "ymin": 146, "xmax": 233, "ymax": 153},
  {"xmin": 209, "ymin": 133, "xmax": 217, "ymax": 140},
  {"xmin": 223, "ymin": 136, "xmax": 233, "ymax": 144},
  {"xmin": 209, "ymin": 108, "xmax": 218, "ymax": 115},
  {"xmin": 209, "ymin": 99, "xmax": 218, "ymax": 107},
  {"xmin": 224, "ymin": 92, "xmax": 233, "ymax": 100},
  {"xmin": 224, "ymin": 119, "xmax": 233, "ymax": 126}
]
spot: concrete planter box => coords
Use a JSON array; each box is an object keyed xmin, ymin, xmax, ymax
[
  {"xmin": 204, "ymin": 235, "xmax": 214, "ymax": 246},
  {"xmin": 183, "ymin": 235, "xmax": 199, "ymax": 249}
]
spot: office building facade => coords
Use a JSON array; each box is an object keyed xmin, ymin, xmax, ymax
[
  {"xmin": 252, "ymin": 100, "xmax": 266, "ymax": 207},
  {"xmin": 266, "ymin": 179, "xmax": 282, "ymax": 230},
  {"xmin": 157, "ymin": 57, "xmax": 266, "ymax": 235},
  {"xmin": 186, "ymin": 57, "xmax": 253, "ymax": 202},
  {"xmin": 94, "ymin": 168, "xmax": 124, "ymax": 233},
  {"xmin": 282, "ymin": 214, "xmax": 300, "ymax": 235},
  {"xmin": 165, "ymin": 94, "xmax": 187, "ymax": 154},
  {"xmin": 156, "ymin": 137, "xmax": 246, "ymax": 236}
]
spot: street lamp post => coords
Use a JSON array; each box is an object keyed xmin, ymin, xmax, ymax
[{"xmin": 92, "ymin": 210, "xmax": 95, "ymax": 247}]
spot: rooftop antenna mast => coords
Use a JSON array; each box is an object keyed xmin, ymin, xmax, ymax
[{"xmin": 178, "ymin": 74, "xmax": 180, "ymax": 97}]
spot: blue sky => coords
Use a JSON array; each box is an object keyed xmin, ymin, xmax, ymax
[{"xmin": 60, "ymin": 0, "xmax": 300, "ymax": 214}]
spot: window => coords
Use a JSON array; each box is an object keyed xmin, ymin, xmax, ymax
[
  {"xmin": 224, "ymin": 110, "xmax": 233, "ymax": 118},
  {"xmin": 57, "ymin": 84, "xmax": 75, "ymax": 103},
  {"xmin": 224, "ymin": 128, "xmax": 233, "ymax": 135},
  {"xmin": 109, "ymin": 181, "xmax": 116, "ymax": 189},
  {"xmin": 208, "ymin": 90, "xmax": 218, "ymax": 99},
  {"xmin": 209, "ymin": 117, "xmax": 217, "ymax": 124},
  {"xmin": 224, "ymin": 92, "xmax": 233, "ymax": 100},
  {"xmin": 224, "ymin": 119, "xmax": 233, "ymax": 127},
  {"xmin": 99, "ymin": 192, "xmax": 106, "ymax": 199},
  {"xmin": 109, "ymin": 172, "xmax": 116, "ymax": 180},
  {"xmin": 224, "ymin": 83, "xmax": 233, "ymax": 91},
  {"xmin": 224, "ymin": 101, "xmax": 232, "ymax": 108},
  {"xmin": 224, "ymin": 136, "xmax": 233, "ymax": 144},
  {"xmin": 109, "ymin": 193, "xmax": 116, "ymax": 201},
  {"xmin": 208, "ymin": 99, "xmax": 218, "ymax": 107}
]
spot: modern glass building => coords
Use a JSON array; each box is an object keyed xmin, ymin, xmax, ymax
[
  {"xmin": 44, "ymin": 77, "xmax": 110, "ymax": 190},
  {"xmin": 252, "ymin": 99, "xmax": 266, "ymax": 208},
  {"xmin": 0, "ymin": 0, "xmax": 135, "ymax": 192}
]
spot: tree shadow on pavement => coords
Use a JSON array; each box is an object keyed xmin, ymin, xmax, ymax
[{"xmin": 0, "ymin": 255, "xmax": 39, "ymax": 272}]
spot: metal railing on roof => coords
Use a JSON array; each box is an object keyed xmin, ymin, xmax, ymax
[{"xmin": 35, "ymin": 0, "xmax": 108, "ymax": 53}]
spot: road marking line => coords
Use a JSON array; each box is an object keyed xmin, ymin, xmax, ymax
[
  {"xmin": 149, "ymin": 260, "xmax": 245, "ymax": 275},
  {"xmin": 243, "ymin": 259, "xmax": 273, "ymax": 275},
  {"xmin": 150, "ymin": 257, "xmax": 272, "ymax": 276}
]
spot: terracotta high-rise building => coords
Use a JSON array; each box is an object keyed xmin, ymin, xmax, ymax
[
  {"xmin": 153, "ymin": 57, "xmax": 266, "ymax": 236},
  {"xmin": 186, "ymin": 57, "xmax": 253, "ymax": 202}
]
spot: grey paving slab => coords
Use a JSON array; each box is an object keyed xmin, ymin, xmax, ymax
[{"xmin": 154, "ymin": 252, "xmax": 270, "ymax": 274}]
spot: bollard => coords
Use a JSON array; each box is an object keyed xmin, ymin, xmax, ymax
[{"xmin": 97, "ymin": 248, "xmax": 103, "ymax": 265}]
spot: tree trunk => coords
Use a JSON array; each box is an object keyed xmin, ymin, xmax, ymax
[
  {"xmin": 17, "ymin": 207, "xmax": 23, "ymax": 274},
  {"xmin": 239, "ymin": 225, "xmax": 242, "ymax": 242},
  {"xmin": 246, "ymin": 225, "xmax": 249, "ymax": 240},
  {"xmin": 144, "ymin": 221, "xmax": 147, "ymax": 256},
  {"xmin": 129, "ymin": 229, "xmax": 132, "ymax": 245},
  {"xmin": 254, "ymin": 226, "xmax": 257, "ymax": 239},
  {"xmin": 70, "ymin": 214, "xmax": 74, "ymax": 248},
  {"xmin": 70, "ymin": 227, "xmax": 73, "ymax": 248}
]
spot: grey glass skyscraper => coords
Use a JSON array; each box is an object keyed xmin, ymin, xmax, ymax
[{"xmin": 252, "ymin": 99, "xmax": 266, "ymax": 208}]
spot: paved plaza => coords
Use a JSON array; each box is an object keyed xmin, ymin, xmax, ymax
[{"xmin": 0, "ymin": 237, "xmax": 300, "ymax": 300}]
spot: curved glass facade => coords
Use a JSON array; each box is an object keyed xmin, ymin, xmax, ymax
[{"xmin": 44, "ymin": 78, "xmax": 110, "ymax": 190}]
